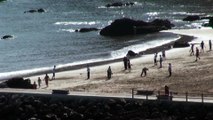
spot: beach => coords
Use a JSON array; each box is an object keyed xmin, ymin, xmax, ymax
[{"xmin": 26, "ymin": 27, "xmax": 213, "ymax": 95}]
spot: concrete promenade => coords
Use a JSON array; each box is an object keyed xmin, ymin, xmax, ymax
[{"xmin": 0, "ymin": 88, "xmax": 213, "ymax": 103}]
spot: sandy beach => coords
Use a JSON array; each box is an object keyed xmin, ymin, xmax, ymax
[{"xmin": 27, "ymin": 28, "xmax": 213, "ymax": 95}]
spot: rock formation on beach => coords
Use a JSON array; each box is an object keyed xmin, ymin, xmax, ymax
[
  {"xmin": 24, "ymin": 8, "xmax": 46, "ymax": 13},
  {"xmin": 100, "ymin": 18, "xmax": 174, "ymax": 36},
  {"xmin": 5, "ymin": 77, "xmax": 34, "ymax": 89},
  {"xmin": 1, "ymin": 94, "xmax": 213, "ymax": 120},
  {"xmin": 105, "ymin": 2, "xmax": 135, "ymax": 8}
]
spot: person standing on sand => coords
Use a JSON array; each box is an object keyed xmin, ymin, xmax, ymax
[
  {"xmin": 162, "ymin": 50, "xmax": 166, "ymax": 59},
  {"xmin": 38, "ymin": 77, "xmax": 41, "ymax": 88},
  {"xmin": 33, "ymin": 81, "xmax": 37, "ymax": 89},
  {"xmin": 189, "ymin": 43, "xmax": 195, "ymax": 56},
  {"xmin": 195, "ymin": 47, "xmax": 200, "ymax": 61},
  {"xmin": 168, "ymin": 63, "xmax": 172, "ymax": 77},
  {"xmin": 141, "ymin": 67, "xmax": 149, "ymax": 77},
  {"xmin": 154, "ymin": 53, "xmax": 158, "ymax": 66},
  {"xmin": 123, "ymin": 56, "xmax": 128, "ymax": 70},
  {"xmin": 127, "ymin": 58, "xmax": 131, "ymax": 70},
  {"xmin": 44, "ymin": 73, "xmax": 50, "ymax": 87},
  {"xmin": 107, "ymin": 66, "xmax": 112, "ymax": 79},
  {"xmin": 200, "ymin": 41, "xmax": 205, "ymax": 53},
  {"xmin": 209, "ymin": 40, "xmax": 212, "ymax": 51},
  {"xmin": 52, "ymin": 65, "xmax": 56, "ymax": 80},
  {"xmin": 87, "ymin": 64, "xmax": 90, "ymax": 79},
  {"xmin": 165, "ymin": 85, "xmax": 169, "ymax": 95},
  {"xmin": 159, "ymin": 55, "xmax": 163, "ymax": 68}
]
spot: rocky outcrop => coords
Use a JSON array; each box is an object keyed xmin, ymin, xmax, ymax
[
  {"xmin": 1, "ymin": 94, "xmax": 213, "ymax": 120},
  {"xmin": 127, "ymin": 50, "xmax": 138, "ymax": 57},
  {"xmin": 24, "ymin": 8, "xmax": 46, "ymax": 13},
  {"xmin": 173, "ymin": 41, "xmax": 190, "ymax": 48},
  {"xmin": 105, "ymin": 2, "xmax": 134, "ymax": 8},
  {"xmin": 100, "ymin": 18, "xmax": 174, "ymax": 36},
  {"xmin": 75, "ymin": 28, "xmax": 99, "ymax": 32},
  {"xmin": 5, "ymin": 77, "xmax": 33, "ymax": 89},
  {"xmin": 1, "ymin": 35, "xmax": 13, "ymax": 39},
  {"xmin": 183, "ymin": 15, "xmax": 200, "ymax": 21}
]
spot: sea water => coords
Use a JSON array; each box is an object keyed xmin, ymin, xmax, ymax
[{"xmin": 0, "ymin": 0, "xmax": 212, "ymax": 79}]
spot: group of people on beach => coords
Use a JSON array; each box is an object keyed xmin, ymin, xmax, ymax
[
  {"xmin": 190, "ymin": 40, "xmax": 212, "ymax": 61},
  {"xmin": 33, "ymin": 39, "xmax": 212, "ymax": 89},
  {"xmin": 33, "ymin": 65, "xmax": 56, "ymax": 89}
]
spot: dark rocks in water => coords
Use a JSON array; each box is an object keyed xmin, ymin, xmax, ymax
[
  {"xmin": 5, "ymin": 77, "xmax": 33, "ymax": 89},
  {"xmin": 183, "ymin": 15, "xmax": 200, "ymax": 21},
  {"xmin": 100, "ymin": 18, "xmax": 174, "ymax": 36},
  {"xmin": 24, "ymin": 8, "xmax": 46, "ymax": 13},
  {"xmin": 75, "ymin": 28, "xmax": 99, "ymax": 32},
  {"xmin": 1, "ymin": 35, "xmax": 13, "ymax": 39},
  {"xmin": 127, "ymin": 50, "xmax": 138, "ymax": 57},
  {"xmin": 105, "ymin": 2, "xmax": 134, "ymax": 8},
  {"xmin": 202, "ymin": 17, "xmax": 213, "ymax": 28},
  {"xmin": 173, "ymin": 41, "xmax": 190, "ymax": 48}
]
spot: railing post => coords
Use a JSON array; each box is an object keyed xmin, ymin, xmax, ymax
[
  {"xmin": 132, "ymin": 88, "xmax": 134, "ymax": 99},
  {"xmin": 201, "ymin": 93, "xmax": 204, "ymax": 103},
  {"xmin": 186, "ymin": 92, "xmax": 188, "ymax": 102}
]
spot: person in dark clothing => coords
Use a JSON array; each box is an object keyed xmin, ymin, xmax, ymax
[
  {"xmin": 159, "ymin": 55, "xmax": 163, "ymax": 68},
  {"xmin": 162, "ymin": 50, "xmax": 166, "ymax": 59},
  {"xmin": 165, "ymin": 85, "xmax": 169, "ymax": 95},
  {"xmin": 154, "ymin": 53, "xmax": 158, "ymax": 65},
  {"xmin": 127, "ymin": 59, "xmax": 131, "ymax": 70},
  {"xmin": 200, "ymin": 41, "xmax": 205, "ymax": 52},
  {"xmin": 168, "ymin": 63, "xmax": 172, "ymax": 77},
  {"xmin": 123, "ymin": 56, "xmax": 128, "ymax": 70},
  {"xmin": 195, "ymin": 47, "xmax": 200, "ymax": 61},
  {"xmin": 52, "ymin": 65, "xmax": 56, "ymax": 80},
  {"xmin": 141, "ymin": 67, "xmax": 149, "ymax": 77},
  {"xmin": 209, "ymin": 40, "xmax": 212, "ymax": 51},
  {"xmin": 44, "ymin": 73, "xmax": 50, "ymax": 87},
  {"xmin": 107, "ymin": 66, "xmax": 112, "ymax": 79},
  {"xmin": 87, "ymin": 65, "xmax": 90, "ymax": 79},
  {"xmin": 190, "ymin": 43, "xmax": 195, "ymax": 56}
]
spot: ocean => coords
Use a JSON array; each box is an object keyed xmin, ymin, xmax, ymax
[{"xmin": 0, "ymin": 0, "xmax": 212, "ymax": 78}]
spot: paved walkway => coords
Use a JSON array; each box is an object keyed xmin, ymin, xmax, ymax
[{"xmin": 0, "ymin": 88, "xmax": 213, "ymax": 103}]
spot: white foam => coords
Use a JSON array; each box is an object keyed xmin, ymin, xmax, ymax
[{"xmin": 55, "ymin": 21, "xmax": 100, "ymax": 26}]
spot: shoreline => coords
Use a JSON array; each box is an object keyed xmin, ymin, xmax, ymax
[{"xmin": 3, "ymin": 32, "xmax": 194, "ymax": 80}]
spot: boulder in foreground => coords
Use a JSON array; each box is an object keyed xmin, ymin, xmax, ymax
[
  {"xmin": 5, "ymin": 77, "xmax": 33, "ymax": 89},
  {"xmin": 100, "ymin": 18, "xmax": 174, "ymax": 36}
]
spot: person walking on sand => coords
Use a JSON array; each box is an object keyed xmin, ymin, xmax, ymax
[
  {"xmin": 154, "ymin": 53, "xmax": 158, "ymax": 65},
  {"xmin": 44, "ymin": 73, "xmax": 50, "ymax": 87},
  {"xmin": 195, "ymin": 47, "xmax": 200, "ymax": 61},
  {"xmin": 209, "ymin": 40, "xmax": 212, "ymax": 51},
  {"xmin": 141, "ymin": 67, "xmax": 149, "ymax": 77},
  {"xmin": 168, "ymin": 63, "xmax": 172, "ymax": 77},
  {"xmin": 87, "ymin": 64, "xmax": 90, "ymax": 79},
  {"xmin": 52, "ymin": 65, "xmax": 56, "ymax": 80},
  {"xmin": 200, "ymin": 41, "xmax": 205, "ymax": 53},
  {"xmin": 33, "ymin": 81, "xmax": 37, "ymax": 89},
  {"xmin": 107, "ymin": 66, "xmax": 112, "ymax": 79},
  {"xmin": 189, "ymin": 43, "xmax": 195, "ymax": 56},
  {"xmin": 37, "ymin": 77, "xmax": 41, "ymax": 88},
  {"xmin": 159, "ymin": 55, "xmax": 163, "ymax": 68}
]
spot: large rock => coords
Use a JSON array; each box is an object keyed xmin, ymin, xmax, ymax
[
  {"xmin": 100, "ymin": 18, "xmax": 174, "ymax": 36},
  {"xmin": 105, "ymin": 2, "xmax": 134, "ymax": 8},
  {"xmin": 5, "ymin": 77, "xmax": 33, "ymax": 89},
  {"xmin": 75, "ymin": 28, "xmax": 99, "ymax": 32},
  {"xmin": 127, "ymin": 50, "xmax": 138, "ymax": 57},
  {"xmin": 1, "ymin": 35, "xmax": 13, "ymax": 39},
  {"xmin": 183, "ymin": 15, "xmax": 200, "ymax": 21},
  {"xmin": 24, "ymin": 8, "xmax": 46, "ymax": 13},
  {"xmin": 173, "ymin": 41, "xmax": 190, "ymax": 48}
]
